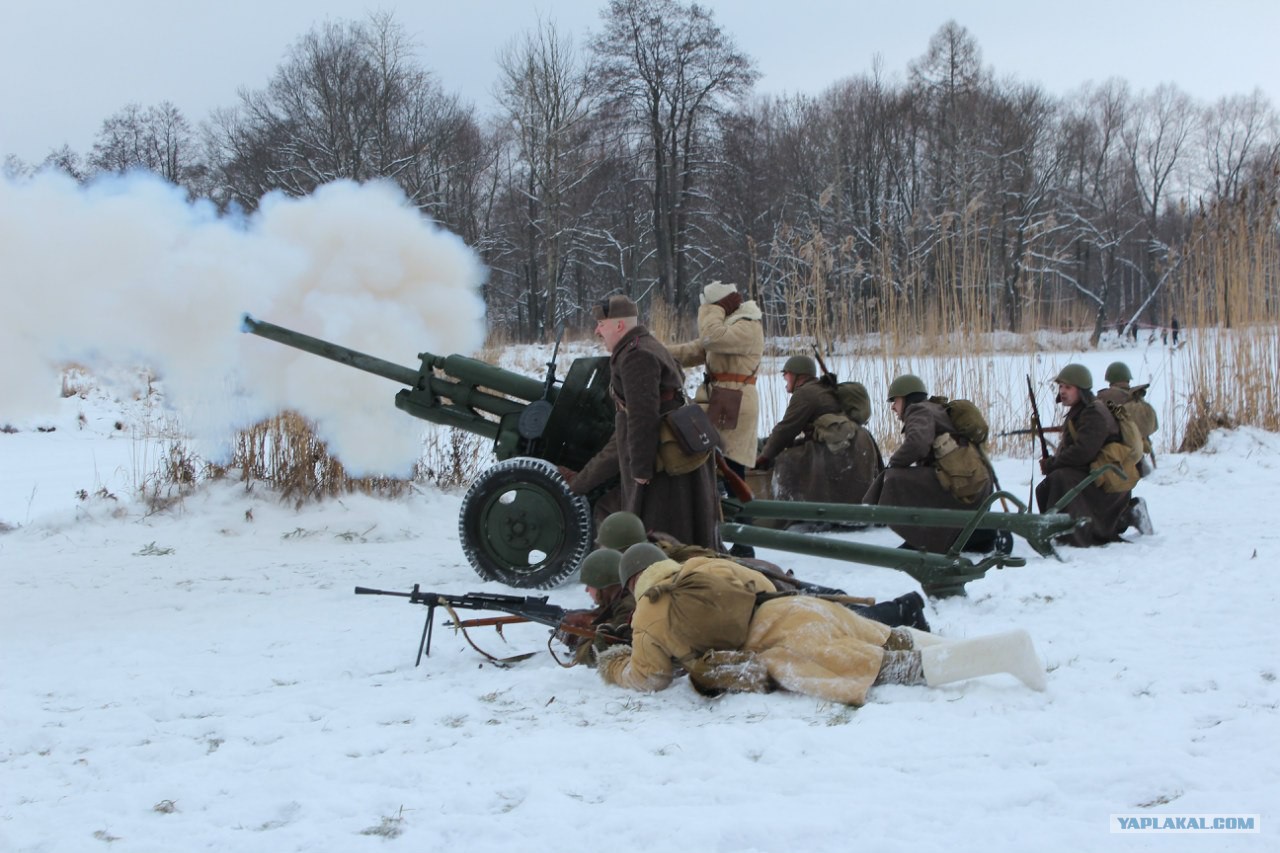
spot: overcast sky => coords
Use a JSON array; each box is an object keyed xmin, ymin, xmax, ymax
[{"xmin": 3, "ymin": 0, "xmax": 1278, "ymax": 165}]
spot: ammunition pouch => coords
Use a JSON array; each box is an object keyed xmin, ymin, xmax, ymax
[
  {"xmin": 931, "ymin": 432, "xmax": 991, "ymax": 504},
  {"xmin": 705, "ymin": 385, "xmax": 743, "ymax": 431},
  {"xmin": 1090, "ymin": 442, "xmax": 1139, "ymax": 493},
  {"xmin": 656, "ymin": 404, "xmax": 718, "ymax": 476},
  {"xmin": 813, "ymin": 412, "xmax": 859, "ymax": 452}
]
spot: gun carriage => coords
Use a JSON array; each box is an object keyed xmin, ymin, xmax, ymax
[{"xmin": 242, "ymin": 315, "xmax": 1082, "ymax": 597}]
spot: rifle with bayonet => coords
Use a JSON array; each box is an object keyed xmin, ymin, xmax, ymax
[{"xmin": 354, "ymin": 585, "xmax": 622, "ymax": 666}]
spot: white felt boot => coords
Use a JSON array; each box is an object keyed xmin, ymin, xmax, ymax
[
  {"xmin": 920, "ymin": 629, "xmax": 1047, "ymax": 691},
  {"xmin": 903, "ymin": 627, "xmax": 947, "ymax": 648}
]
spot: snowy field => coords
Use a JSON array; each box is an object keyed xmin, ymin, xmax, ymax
[{"xmin": 2, "ymin": 358, "xmax": 1277, "ymax": 853}]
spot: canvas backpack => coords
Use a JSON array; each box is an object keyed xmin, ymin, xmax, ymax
[
  {"xmin": 834, "ymin": 381, "xmax": 872, "ymax": 425},
  {"xmin": 641, "ymin": 564, "xmax": 760, "ymax": 663},
  {"xmin": 1123, "ymin": 387, "xmax": 1159, "ymax": 454},
  {"xmin": 1106, "ymin": 399, "xmax": 1146, "ymax": 471},
  {"xmin": 927, "ymin": 396, "xmax": 993, "ymax": 503},
  {"xmin": 1070, "ymin": 401, "xmax": 1143, "ymax": 493},
  {"xmin": 928, "ymin": 396, "xmax": 990, "ymax": 446}
]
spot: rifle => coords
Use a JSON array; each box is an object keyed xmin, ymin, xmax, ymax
[
  {"xmin": 997, "ymin": 426, "xmax": 1063, "ymax": 439},
  {"xmin": 354, "ymin": 585, "xmax": 596, "ymax": 666},
  {"xmin": 811, "ymin": 342, "xmax": 836, "ymax": 381},
  {"xmin": 715, "ymin": 448, "xmax": 755, "ymax": 502},
  {"xmin": 1026, "ymin": 375, "xmax": 1052, "ymax": 462}
]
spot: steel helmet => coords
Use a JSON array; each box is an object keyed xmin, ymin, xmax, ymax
[
  {"xmin": 595, "ymin": 511, "xmax": 646, "ymax": 551},
  {"xmin": 619, "ymin": 542, "xmax": 668, "ymax": 586},
  {"xmin": 1054, "ymin": 363, "xmax": 1093, "ymax": 390},
  {"xmin": 886, "ymin": 373, "xmax": 927, "ymax": 400},
  {"xmin": 781, "ymin": 355, "xmax": 817, "ymax": 377},
  {"xmin": 1104, "ymin": 361, "xmax": 1132, "ymax": 383},
  {"xmin": 579, "ymin": 548, "xmax": 622, "ymax": 588}
]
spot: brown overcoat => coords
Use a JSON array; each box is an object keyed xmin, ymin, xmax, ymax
[
  {"xmin": 571, "ymin": 325, "xmax": 721, "ymax": 550},
  {"xmin": 760, "ymin": 378, "xmax": 884, "ymax": 504},
  {"xmin": 863, "ymin": 399, "xmax": 994, "ymax": 553},
  {"xmin": 667, "ymin": 301, "xmax": 765, "ymax": 467},
  {"xmin": 1034, "ymin": 397, "xmax": 1131, "ymax": 547}
]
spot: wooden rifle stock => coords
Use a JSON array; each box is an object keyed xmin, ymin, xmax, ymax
[{"xmin": 715, "ymin": 449, "xmax": 754, "ymax": 502}]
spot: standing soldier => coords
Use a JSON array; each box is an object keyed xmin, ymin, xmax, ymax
[
  {"xmin": 754, "ymin": 355, "xmax": 883, "ymax": 507},
  {"xmin": 567, "ymin": 294, "xmax": 721, "ymax": 550},
  {"xmin": 667, "ymin": 281, "xmax": 764, "ymax": 481},
  {"xmin": 1034, "ymin": 364, "xmax": 1146, "ymax": 545},
  {"xmin": 863, "ymin": 374, "xmax": 999, "ymax": 553}
]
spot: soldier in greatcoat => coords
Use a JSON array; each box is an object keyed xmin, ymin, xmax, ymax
[
  {"xmin": 1034, "ymin": 364, "xmax": 1135, "ymax": 546},
  {"xmin": 754, "ymin": 355, "xmax": 883, "ymax": 506},
  {"xmin": 862, "ymin": 374, "xmax": 998, "ymax": 553},
  {"xmin": 567, "ymin": 295, "xmax": 721, "ymax": 551},
  {"xmin": 666, "ymin": 281, "xmax": 764, "ymax": 479}
]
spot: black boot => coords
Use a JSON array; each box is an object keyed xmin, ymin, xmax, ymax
[
  {"xmin": 853, "ymin": 592, "xmax": 930, "ymax": 632},
  {"xmin": 728, "ymin": 542, "xmax": 756, "ymax": 559}
]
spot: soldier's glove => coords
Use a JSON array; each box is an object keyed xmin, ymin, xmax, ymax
[
  {"xmin": 753, "ymin": 454, "xmax": 774, "ymax": 471},
  {"xmin": 715, "ymin": 291, "xmax": 743, "ymax": 316},
  {"xmin": 1038, "ymin": 458, "xmax": 1052, "ymax": 475}
]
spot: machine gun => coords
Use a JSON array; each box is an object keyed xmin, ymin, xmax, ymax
[{"xmin": 354, "ymin": 585, "xmax": 611, "ymax": 666}]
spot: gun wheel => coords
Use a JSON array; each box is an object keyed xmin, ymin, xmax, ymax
[{"xmin": 458, "ymin": 457, "xmax": 592, "ymax": 589}]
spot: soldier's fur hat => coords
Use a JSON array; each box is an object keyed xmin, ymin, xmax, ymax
[{"xmin": 593, "ymin": 294, "xmax": 639, "ymax": 321}]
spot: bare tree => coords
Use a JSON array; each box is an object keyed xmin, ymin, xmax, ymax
[
  {"xmin": 1199, "ymin": 90, "xmax": 1275, "ymax": 201},
  {"xmin": 1056, "ymin": 81, "xmax": 1144, "ymax": 344},
  {"xmin": 206, "ymin": 11, "xmax": 482, "ymax": 230},
  {"xmin": 89, "ymin": 101, "xmax": 203, "ymax": 188},
  {"xmin": 592, "ymin": 0, "xmax": 757, "ymax": 309},
  {"xmin": 494, "ymin": 17, "xmax": 601, "ymax": 339}
]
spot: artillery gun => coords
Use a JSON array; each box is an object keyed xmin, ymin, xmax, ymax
[
  {"xmin": 242, "ymin": 314, "xmax": 613, "ymax": 589},
  {"xmin": 242, "ymin": 315, "xmax": 1082, "ymax": 597}
]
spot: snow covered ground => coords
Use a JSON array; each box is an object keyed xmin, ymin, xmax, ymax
[{"xmin": 2, "ymin": 363, "xmax": 1277, "ymax": 853}]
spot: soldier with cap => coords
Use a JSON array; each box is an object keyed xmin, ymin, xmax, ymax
[
  {"xmin": 1035, "ymin": 364, "xmax": 1145, "ymax": 546},
  {"xmin": 862, "ymin": 374, "xmax": 1000, "ymax": 553},
  {"xmin": 754, "ymin": 354, "xmax": 883, "ymax": 506},
  {"xmin": 566, "ymin": 294, "xmax": 721, "ymax": 550}
]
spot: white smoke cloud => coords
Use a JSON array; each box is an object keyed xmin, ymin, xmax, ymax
[{"xmin": 0, "ymin": 171, "xmax": 487, "ymax": 475}]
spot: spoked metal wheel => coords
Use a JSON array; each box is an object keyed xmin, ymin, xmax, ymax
[{"xmin": 457, "ymin": 457, "xmax": 593, "ymax": 588}]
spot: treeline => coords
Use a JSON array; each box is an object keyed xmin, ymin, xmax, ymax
[{"xmin": 8, "ymin": 1, "xmax": 1279, "ymax": 344}]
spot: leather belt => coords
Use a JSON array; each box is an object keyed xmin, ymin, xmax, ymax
[{"xmin": 709, "ymin": 372, "xmax": 757, "ymax": 385}]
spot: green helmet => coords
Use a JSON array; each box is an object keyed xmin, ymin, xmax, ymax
[
  {"xmin": 579, "ymin": 548, "xmax": 622, "ymax": 588},
  {"xmin": 596, "ymin": 511, "xmax": 646, "ymax": 550},
  {"xmin": 1104, "ymin": 361, "xmax": 1132, "ymax": 383},
  {"xmin": 619, "ymin": 542, "xmax": 668, "ymax": 586},
  {"xmin": 886, "ymin": 373, "xmax": 927, "ymax": 400},
  {"xmin": 781, "ymin": 355, "xmax": 817, "ymax": 377},
  {"xmin": 1054, "ymin": 363, "xmax": 1093, "ymax": 390}
]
